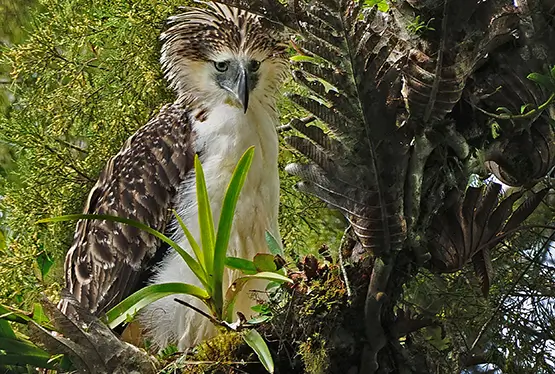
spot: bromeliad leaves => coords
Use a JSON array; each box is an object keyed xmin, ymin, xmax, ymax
[{"xmin": 427, "ymin": 183, "xmax": 548, "ymax": 296}]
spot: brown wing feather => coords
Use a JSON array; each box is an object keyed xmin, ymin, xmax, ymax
[{"xmin": 60, "ymin": 103, "xmax": 195, "ymax": 316}]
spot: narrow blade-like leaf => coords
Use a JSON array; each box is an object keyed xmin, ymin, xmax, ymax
[
  {"xmin": 527, "ymin": 72, "xmax": 555, "ymax": 91},
  {"xmin": 35, "ymin": 251, "xmax": 54, "ymax": 279},
  {"xmin": 195, "ymin": 154, "xmax": 216, "ymax": 276},
  {"xmin": 213, "ymin": 147, "xmax": 255, "ymax": 314},
  {"xmin": 105, "ymin": 282, "xmax": 210, "ymax": 329},
  {"xmin": 38, "ymin": 214, "xmax": 211, "ymax": 292},
  {"xmin": 242, "ymin": 329, "xmax": 274, "ymax": 373},
  {"xmin": 0, "ymin": 320, "xmax": 16, "ymax": 339},
  {"xmin": 0, "ymin": 337, "xmax": 55, "ymax": 369},
  {"xmin": 225, "ymin": 257, "xmax": 258, "ymax": 275},
  {"xmin": 472, "ymin": 248, "xmax": 493, "ymax": 298},
  {"xmin": 0, "ymin": 304, "xmax": 31, "ymax": 325},
  {"xmin": 173, "ymin": 210, "xmax": 204, "ymax": 271}
]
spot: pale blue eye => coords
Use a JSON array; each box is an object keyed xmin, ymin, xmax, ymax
[{"xmin": 214, "ymin": 61, "xmax": 229, "ymax": 72}]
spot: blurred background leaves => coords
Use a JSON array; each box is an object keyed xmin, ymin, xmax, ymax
[{"xmin": 0, "ymin": 0, "xmax": 342, "ymax": 310}]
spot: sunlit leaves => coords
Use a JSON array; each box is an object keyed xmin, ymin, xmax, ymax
[
  {"xmin": 363, "ymin": 0, "xmax": 390, "ymax": 12},
  {"xmin": 0, "ymin": 0, "xmax": 193, "ymax": 308},
  {"xmin": 105, "ymin": 283, "xmax": 210, "ymax": 329}
]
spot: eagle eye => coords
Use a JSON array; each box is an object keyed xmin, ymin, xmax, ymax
[
  {"xmin": 249, "ymin": 60, "xmax": 261, "ymax": 72},
  {"xmin": 214, "ymin": 60, "xmax": 229, "ymax": 72}
]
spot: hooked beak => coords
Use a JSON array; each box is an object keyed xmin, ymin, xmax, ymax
[
  {"xmin": 222, "ymin": 66, "xmax": 249, "ymax": 113},
  {"xmin": 234, "ymin": 67, "xmax": 249, "ymax": 113}
]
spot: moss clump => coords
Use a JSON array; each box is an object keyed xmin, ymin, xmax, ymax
[
  {"xmin": 159, "ymin": 331, "xmax": 247, "ymax": 374},
  {"xmin": 299, "ymin": 333, "xmax": 330, "ymax": 374},
  {"xmin": 263, "ymin": 262, "xmax": 350, "ymax": 373},
  {"xmin": 298, "ymin": 275, "xmax": 346, "ymax": 321},
  {"xmin": 295, "ymin": 267, "xmax": 347, "ymax": 340}
]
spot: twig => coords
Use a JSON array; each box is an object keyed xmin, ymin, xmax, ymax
[
  {"xmin": 277, "ymin": 124, "xmax": 292, "ymax": 132},
  {"xmin": 469, "ymin": 228, "xmax": 555, "ymax": 352},
  {"xmin": 173, "ymin": 298, "xmax": 224, "ymax": 328},
  {"xmin": 54, "ymin": 138, "xmax": 88, "ymax": 154},
  {"xmin": 172, "ymin": 360, "xmax": 258, "ymax": 365},
  {"xmin": 474, "ymin": 92, "xmax": 555, "ymax": 120},
  {"xmin": 338, "ymin": 225, "xmax": 353, "ymax": 298}
]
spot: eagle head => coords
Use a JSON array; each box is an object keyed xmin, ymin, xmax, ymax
[{"xmin": 160, "ymin": 2, "xmax": 288, "ymax": 113}]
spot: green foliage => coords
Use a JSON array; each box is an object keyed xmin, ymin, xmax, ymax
[
  {"xmin": 478, "ymin": 66, "xmax": 555, "ymax": 120},
  {"xmin": 0, "ymin": 0, "xmax": 39, "ymax": 115},
  {"xmin": 0, "ymin": 306, "xmax": 65, "ymax": 373},
  {"xmin": 407, "ymin": 15, "xmax": 436, "ymax": 35},
  {"xmin": 363, "ymin": 0, "xmax": 390, "ymax": 12},
  {"xmin": 0, "ymin": 0, "xmax": 344, "ymax": 312},
  {"xmin": 527, "ymin": 65, "xmax": 555, "ymax": 92},
  {"xmin": 242, "ymin": 329, "xmax": 275, "ymax": 373},
  {"xmin": 277, "ymin": 80, "xmax": 345, "ymax": 260},
  {"xmin": 41, "ymin": 148, "xmax": 289, "ymax": 372},
  {"xmin": 105, "ymin": 282, "xmax": 211, "ymax": 329}
]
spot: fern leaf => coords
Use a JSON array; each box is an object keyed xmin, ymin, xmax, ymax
[
  {"xmin": 473, "ymin": 182, "xmax": 502, "ymax": 250},
  {"xmin": 292, "ymin": 70, "xmax": 359, "ymax": 120},
  {"xmin": 459, "ymin": 185, "xmax": 485, "ymax": 260},
  {"xmin": 503, "ymin": 188, "xmax": 549, "ymax": 233},
  {"xmin": 288, "ymin": 94, "xmax": 353, "ymax": 136},
  {"xmin": 472, "ymin": 247, "xmax": 494, "ymax": 298},
  {"xmin": 483, "ymin": 191, "xmax": 524, "ymax": 248},
  {"xmin": 297, "ymin": 37, "xmax": 345, "ymax": 68},
  {"xmin": 295, "ymin": 62, "xmax": 353, "ymax": 96},
  {"xmin": 288, "ymin": 117, "xmax": 346, "ymax": 157},
  {"xmin": 286, "ymin": 136, "xmax": 336, "ymax": 174}
]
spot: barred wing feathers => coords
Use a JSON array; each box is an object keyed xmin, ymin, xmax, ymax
[{"xmin": 61, "ymin": 104, "xmax": 195, "ymax": 316}]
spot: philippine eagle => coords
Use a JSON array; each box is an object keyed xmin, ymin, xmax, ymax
[{"xmin": 60, "ymin": 2, "xmax": 288, "ymax": 350}]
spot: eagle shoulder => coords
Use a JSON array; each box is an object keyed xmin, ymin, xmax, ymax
[{"xmin": 61, "ymin": 103, "xmax": 195, "ymax": 315}]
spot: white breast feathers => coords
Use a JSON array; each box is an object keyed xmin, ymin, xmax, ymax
[{"xmin": 138, "ymin": 98, "xmax": 280, "ymax": 350}]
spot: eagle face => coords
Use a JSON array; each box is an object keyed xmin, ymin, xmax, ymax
[
  {"xmin": 211, "ymin": 56, "xmax": 260, "ymax": 112},
  {"xmin": 160, "ymin": 3, "xmax": 288, "ymax": 113}
]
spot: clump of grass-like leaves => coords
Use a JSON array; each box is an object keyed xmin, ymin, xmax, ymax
[{"xmin": 5, "ymin": 147, "xmax": 289, "ymax": 373}]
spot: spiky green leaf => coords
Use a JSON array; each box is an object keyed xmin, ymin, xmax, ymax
[
  {"xmin": 242, "ymin": 329, "xmax": 274, "ymax": 373},
  {"xmin": 173, "ymin": 210, "xmax": 205, "ymax": 273},
  {"xmin": 195, "ymin": 154, "xmax": 217, "ymax": 277},
  {"xmin": 105, "ymin": 282, "xmax": 210, "ymax": 329},
  {"xmin": 225, "ymin": 257, "xmax": 258, "ymax": 275},
  {"xmin": 212, "ymin": 147, "xmax": 255, "ymax": 315}
]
